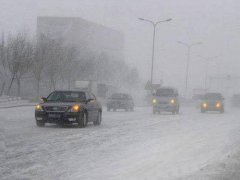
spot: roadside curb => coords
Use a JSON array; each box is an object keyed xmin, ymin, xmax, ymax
[{"xmin": 0, "ymin": 103, "xmax": 35, "ymax": 109}]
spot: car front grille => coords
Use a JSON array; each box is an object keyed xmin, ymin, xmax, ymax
[
  {"xmin": 44, "ymin": 106, "xmax": 69, "ymax": 112},
  {"xmin": 158, "ymin": 102, "xmax": 168, "ymax": 105}
]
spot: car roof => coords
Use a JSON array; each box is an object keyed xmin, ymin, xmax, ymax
[
  {"xmin": 112, "ymin": 93, "xmax": 130, "ymax": 96},
  {"xmin": 157, "ymin": 87, "xmax": 178, "ymax": 91},
  {"xmin": 53, "ymin": 90, "xmax": 89, "ymax": 93},
  {"xmin": 205, "ymin": 92, "xmax": 222, "ymax": 95}
]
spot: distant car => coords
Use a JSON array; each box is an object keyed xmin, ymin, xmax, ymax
[
  {"xmin": 201, "ymin": 92, "xmax": 224, "ymax": 113},
  {"xmin": 35, "ymin": 90, "xmax": 102, "ymax": 127},
  {"xmin": 231, "ymin": 94, "xmax": 240, "ymax": 107},
  {"xmin": 152, "ymin": 87, "xmax": 180, "ymax": 114},
  {"xmin": 107, "ymin": 93, "xmax": 134, "ymax": 111}
]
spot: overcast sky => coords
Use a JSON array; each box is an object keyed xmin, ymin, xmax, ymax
[{"xmin": 1, "ymin": 0, "xmax": 240, "ymax": 93}]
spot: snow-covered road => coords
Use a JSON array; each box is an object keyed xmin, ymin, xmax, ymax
[{"xmin": 1, "ymin": 106, "xmax": 240, "ymax": 180}]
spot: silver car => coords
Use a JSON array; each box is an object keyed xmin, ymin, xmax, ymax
[{"xmin": 152, "ymin": 87, "xmax": 180, "ymax": 114}]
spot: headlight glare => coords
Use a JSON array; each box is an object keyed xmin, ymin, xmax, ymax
[
  {"xmin": 202, "ymin": 103, "xmax": 208, "ymax": 108},
  {"xmin": 70, "ymin": 105, "xmax": 81, "ymax": 112},
  {"xmin": 152, "ymin": 99, "xmax": 157, "ymax": 104},
  {"xmin": 216, "ymin": 103, "xmax": 221, "ymax": 108},
  {"xmin": 35, "ymin": 104, "xmax": 43, "ymax": 111},
  {"xmin": 170, "ymin": 99, "xmax": 175, "ymax": 104}
]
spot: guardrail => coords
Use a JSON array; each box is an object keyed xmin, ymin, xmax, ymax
[{"xmin": 0, "ymin": 96, "xmax": 22, "ymax": 103}]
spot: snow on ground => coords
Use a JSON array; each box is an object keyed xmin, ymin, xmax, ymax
[{"xmin": 1, "ymin": 106, "xmax": 240, "ymax": 180}]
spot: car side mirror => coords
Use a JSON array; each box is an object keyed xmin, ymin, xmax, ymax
[
  {"xmin": 40, "ymin": 97, "xmax": 47, "ymax": 103},
  {"xmin": 87, "ymin": 98, "xmax": 94, "ymax": 103}
]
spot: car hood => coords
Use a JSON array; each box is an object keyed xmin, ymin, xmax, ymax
[
  {"xmin": 202, "ymin": 100, "xmax": 223, "ymax": 104},
  {"xmin": 153, "ymin": 96, "xmax": 176, "ymax": 102},
  {"xmin": 41, "ymin": 102, "xmax": 85, "ymax": 107}
]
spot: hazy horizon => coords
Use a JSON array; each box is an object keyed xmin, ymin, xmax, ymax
[{"xmin": 1, "ymin": 0, "xmax": 240, "ymax": 94}]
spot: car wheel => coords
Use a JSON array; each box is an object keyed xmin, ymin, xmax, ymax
[
  {"xmin": 153, "ymin": 109, "xmax": 157, "ymax": 114},
  {"xmin": 201, "ymin": 109, "xmax": 206, "ymax": 113},
  {"xmin": 176, "ymin": 106, "xmax": 180, "ymax": 114},
  {"xmin": 78, "ymin": 112, "xmax": 88, "ymax": 128},
  {"xmin": 36, "ymin": 121, "xmax": 45, "ymax": 127},
  {"xmin": 94, "ymin": 111, "xmax": 102, "ymax": 125},
  {"xmin": 113, "ymin": 108, "xmax": 116, "ymax": 112},
  {"xmin": 220, "ymin": 108, "xmax": 224, "ymax": 113},
  {"xmin": 107, "ymin": 107, "xmax": 110, "ymax": 111}
]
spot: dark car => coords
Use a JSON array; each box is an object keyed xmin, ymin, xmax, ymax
[
  {"xmin": 201, "ymin": 92, "xmax": 224, "ymax": 113},
  {"xmin": 152, "ymin": 87, "xmax": 180, "ymax": 114},
  {"xmin": 107, "ymin": 93, "xmax": 134, "ymax": 111},
  {"xmin": 35, "ymin": 90, "xmax": 102, "ymax": 128}
]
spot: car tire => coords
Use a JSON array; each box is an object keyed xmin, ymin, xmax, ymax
[
  {"xmin": 113, "ymin": 108, "xmax": 116, "ymax": 112},
  {"xmin": 107, "ymin": 107, "xmax": 110, "ymax": 111},
  {"xmin": 130, "ymin": 107, "xmax": 134, "ymax": 112},
  {"xmin": 36, "ymin": 121, "xmax": 45, "ymax": 127},
  {"xmin": 176, "ymin": 106, "xmax": 180, "ymax": 114},
  {"xmin": 220, "ymin": 108, "xmax": 224, "ymax": 114},
  {"xmin": 94, "ymin": 111, "xmax": 102, "ymax": 125},
  {"xmin": 201, "ymin": 109, "xmax": 206, "ymax": 113},
  {"xmin": 78, "ymin": 112, "xmax": 88, "ymax": 128}
]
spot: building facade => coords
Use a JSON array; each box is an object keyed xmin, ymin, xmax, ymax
[{"xmin": 37, "ymin": 16, "xmax": 124, "ymax": 61}]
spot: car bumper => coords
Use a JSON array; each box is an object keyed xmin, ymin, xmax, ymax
[
  {"xmin": 153, "ymin": 104, "xmax": 177, "ymax": 112},
  {"xmin": 35, "ymin": 111, "xmax": 82, "ymax": 124},
  {"xmin": 107, "ymin": 103, "xmax": 129, "ymax": 109},
  {"xmin": 202, "ymin": 106, "xmax": 224, "ymax": 111}
]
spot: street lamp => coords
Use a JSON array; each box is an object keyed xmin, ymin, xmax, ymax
[
  {"xmin": 139, "ymin": 17, "xmax": 172, "ymax": 85},
  {"xmin": 177, "ymin": 41, "xmax": 202, "ymax": 95},
  {"xmin": 198, "ymin": 55, "xmax": 218, "ymax": 90}
]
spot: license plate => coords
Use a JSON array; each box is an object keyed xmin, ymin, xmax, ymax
[{"xmin": 48, "ymin": 113, "xmax": 61, "ymax": 118}]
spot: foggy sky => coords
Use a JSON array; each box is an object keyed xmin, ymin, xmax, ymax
[{"xmin": 1, "ymin": 0, "xmax": 240, "ymax": 93}]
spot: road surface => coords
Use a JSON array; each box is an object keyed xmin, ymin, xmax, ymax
[{"xmin": 1, "ymin": 106, "xmax": 240, "ymax": 179}]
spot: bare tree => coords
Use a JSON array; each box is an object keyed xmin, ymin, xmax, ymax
[
  {"xmin": 44, "ymin": 37, "xmax": 65, "ymax": 91},
  {"xmin": 6, "ymin": 33, "xmax": 33, "ymax": 96},
  {"xmin": 61, "ymin": 45, "xmax": 78, "ymax": 90},
  {"xmin": 32, "ymin": 35, "xmax": 50, "ymax": 97},
  {"xmin": 0, "ymin": 33, "xmax": 8, "ymax": 96}
]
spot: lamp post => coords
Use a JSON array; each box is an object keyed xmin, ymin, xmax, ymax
[
  {"xmin": 139, "ymin": 18, "xmax": 172, "ymax": 85},
  {"xmin": 178, "ymin": 41, "xmax": 202, "ymax": 95},
  {"xmin": 198, "ymin": 55, "xmax": 218, "ymax": 90}
]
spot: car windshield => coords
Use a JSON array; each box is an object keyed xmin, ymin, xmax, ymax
[
  {"xmin": 47, "ymin": 91, "xmax": 86, "ymax": 102},
  {"xmin": 204, "ymin": 93, "xmax": 223, "ymax": 100},
  {"xmin": 111, "ymin": 93, "xmax": 128, "ymax": 99},
  {"xmin": 156, "ymin": 89, "xmax": 175, "ymax": 97}
]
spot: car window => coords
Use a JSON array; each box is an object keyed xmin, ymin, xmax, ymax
[
  {"xmin": 47, "ymin": 91, "xmax": 86, "ymax": 102},
  {"xmin": 111, "ymin": 93, "xmax": 123, "ymax": 99},
  {"xmin": 90, "ymin": 92, "xmax": 96, "ymax": 100},
  {"xmin": 156, "ymin": 89, "xmax": 175, "ymax": 97},
  {"xmin": 204, "ymin": 93, "xmax": 223, "ymax": 100}
]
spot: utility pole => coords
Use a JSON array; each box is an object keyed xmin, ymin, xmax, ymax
[{"xmin": 178, "ymin": 41, "xmax": 202, "ymax": 96}]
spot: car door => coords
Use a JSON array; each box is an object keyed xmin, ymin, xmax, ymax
[
  {"xmin": 89, "ymin": 92, "xmax": 99, "ymax": 119},
  {"xmin": 84, "ymin": 92, "xmax": 94, "ymax": 121}
]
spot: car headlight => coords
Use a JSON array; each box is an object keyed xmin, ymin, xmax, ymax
[
  {"xmin": 216, "ymin": 102, "xmax": 221, "ymax": 108},
  {"xmin": 170, "ymin": 99, "xmax": 175, "ymax": 104},
  {"xmin": 69, "ymin": 105, "xmax": 81, "ymax": 112},
  {"xmin": 152, "ymin": 99, "xmax": 157, "ymax": 104},
  {"xmin": 202, "ymin": 103, "xmax": 208, "ymax": 108},
  {"xmin": 35, "ymin": 104, "xmax": 43, "ymax": 111}
]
